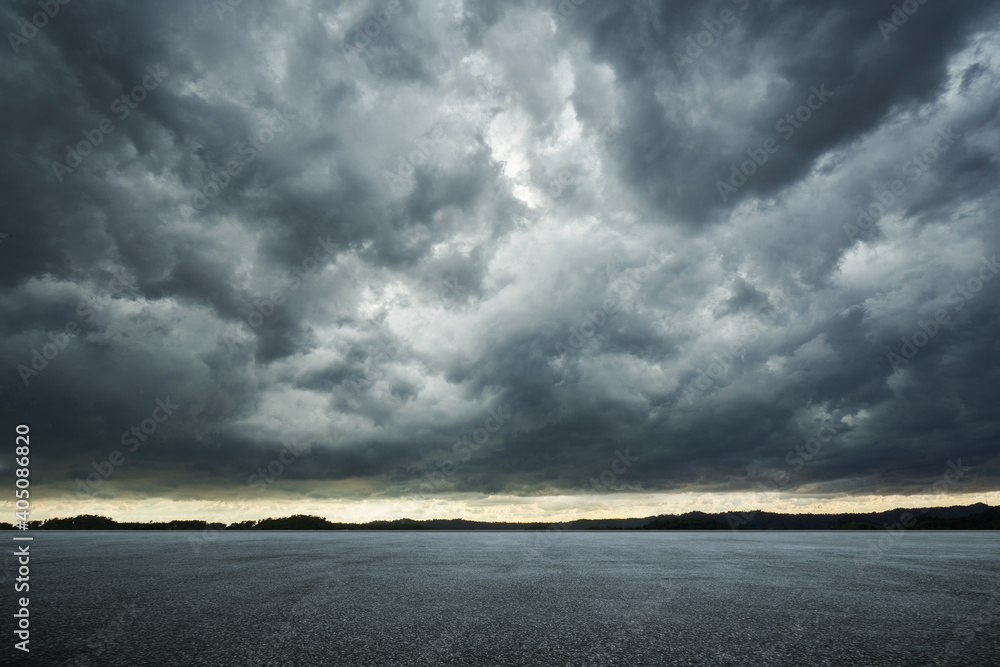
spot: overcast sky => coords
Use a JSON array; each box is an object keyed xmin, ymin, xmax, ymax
[{"xmin": 2, "ymin": 0, "xmax": 999, "ymax": 523}]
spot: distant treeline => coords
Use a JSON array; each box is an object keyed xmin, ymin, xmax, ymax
[
  {"xmin": 0, "ymin": 515, "xmax": 438, "ymax": 531},
  {"xmin": 4, "ymin": 503, "xmax": 999, "ymax": 530}
]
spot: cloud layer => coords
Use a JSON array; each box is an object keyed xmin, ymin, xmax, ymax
[{"xmin": 2, "ymin": 0, "xmax": 999, "ymax": 520}]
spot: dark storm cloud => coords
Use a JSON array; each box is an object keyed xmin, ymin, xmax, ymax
[
  {"xmin": 564, "ymin": 0, "xmax": 1000, "ymax": 224},
  {"xmin": 1, "ymin": 0, "xmax": 998, "ymax": 513}
]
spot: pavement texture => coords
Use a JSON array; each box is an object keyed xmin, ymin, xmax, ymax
[{"xmin": 11, "ymin": 530, "xmax": 1000, "ymax": 666}]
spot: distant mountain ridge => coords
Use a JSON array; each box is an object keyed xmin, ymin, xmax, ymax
[{"xmin": 10, "ymin": 503, "xmax": 999, "ymax": 530}]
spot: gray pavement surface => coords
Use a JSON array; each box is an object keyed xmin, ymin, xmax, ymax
[{"xmin": 11, "ymin": 531, "xmax": 1000, "ymax": 666}]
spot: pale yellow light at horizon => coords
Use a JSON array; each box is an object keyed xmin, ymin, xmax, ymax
[{"xmin": 15, "ymin": 490, "xmax": 999, "ymax": 524}]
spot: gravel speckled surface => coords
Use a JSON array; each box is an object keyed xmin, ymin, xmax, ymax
[{"xmin": 14, "ymin": 531, "xmax": 1000, "ymax": 666}]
